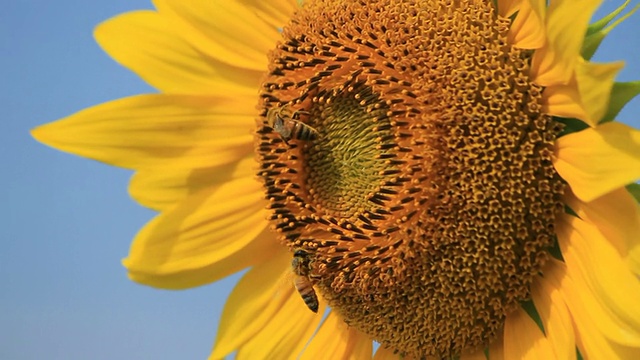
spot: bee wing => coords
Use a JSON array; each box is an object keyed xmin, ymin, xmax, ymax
[
  {"xmin": 275, "ymin": 268, "xmax": 296, "ymax": 296},
  {"xmin": 276, "ymin": 122, "xmax": 293, "ymax": 138}
]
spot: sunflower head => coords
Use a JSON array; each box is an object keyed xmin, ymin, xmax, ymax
[
  {"xmin": 256, "ymin": 0, "xmax": 566, "ymax": 356},
  {"xmin": 30, "ymin": 0, "xmax": 640, "ymax": 358}
]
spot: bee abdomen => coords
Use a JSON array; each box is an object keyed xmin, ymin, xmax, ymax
[
  {"xmin": 301, "ymin": 292, "xmax": 319, "ymax": 313},
  {"xmin": 294, "ymin": 275, "xmax": 319, "ymax": 313},
  {"xmin": 292, "ymin": 122, "xmax": 319, "ymax": 141}
]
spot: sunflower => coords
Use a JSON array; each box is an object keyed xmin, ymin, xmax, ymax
[{"xmin": 32, "ymin": 0, "xmax": 640, "ymax": 358}]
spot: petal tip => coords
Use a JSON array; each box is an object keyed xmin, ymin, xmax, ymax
[{"xmin": 30, "ymin": 123, "xmax": 59, "ymax": 148}]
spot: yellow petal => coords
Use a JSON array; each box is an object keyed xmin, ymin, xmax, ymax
[
  {"xmin": 543, "ymin": 59, "xmax": 623, "ymax": 126},
  {"xmin": 348, "ymin": 332, "xmax": 374, "ymax": 360},
  {"xmin": 503, "ymin": 307, "xmax": 555, "ymax": 359},
  {"xmin": 234, "ymin": 287, "xmax": 326, "ymax": 359},
  {"xmin": 300, "ymin": 312, "xmax": 372, "ymax": 360},
  {"xmin": 508, "ymin": 0, "xmax": 546, "ymax": 49},
  {"xmin": 556, "ymin": 214, "xmax": 640, "ymax": 346},
  {"xmin": 237, "ymin": 0, "xmax": 300, "ymax": 30},
  {"xmin": 498, "ymin": 0, "xmax": 521, "ymax": 18},
  {"xmin": 541, "ymin": 76, "xmax": 588, "ymax": 121},
  {"xmin": 553, "ymin": 122, "xmax": 640, "ymax": 202},
  {"xmin": 564, "ymin": 187, "xmax": 640, "ymax": 275},
  {"xmin": 575, "ymin": 59, "xmax": 624, "ymax": 126},
  {"xmin": 94, "ymin": 11, "xmax": 259, "ymax": 95},
  {"xmin": 210, "ymin": 250, "xmax": 291, "ymax": 359},
  {"xmin": 31, "ymin": 94, "xmax": 254, "ymax": 170},
  {"xmin": 123, "ymin": 177, "xmax": 275, "ymax": 289},
  {"xmin": 530, "ymin": 0, "xmax": 602, "ymax": 86},
  {"xmin": 488, "ymin": 329, "xmax": 505, "ymax": 360},
  {"xmin": 372, "ymin": 346, "xmax": 400, "ymax": 360},
  {"xmin": 548, "ymin": 258, "xmax": 640, "ymax": 359},
  {"xmin": 126, "ymin": 227, "xmax": 278, "ymax": 289},
  {"xmin": 129, "ymin": 156, "xmax": 256, "ymax": 211},
  {"xmin": 531, "ymin": 263, "xmax": 576, "ymax": 360},
  {"xmin": 153, "ymin": 0, "xmax": 277, "ymax": 71}
]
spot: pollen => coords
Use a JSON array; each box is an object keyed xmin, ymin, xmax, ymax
[{"xmin": 256, "ymin": 0, "xmax": 565, "ymax": 358}]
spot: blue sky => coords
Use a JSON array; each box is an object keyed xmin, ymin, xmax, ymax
[{"xmin": 2, "ymin": 1, "xmax": 639, "ymax": 360}]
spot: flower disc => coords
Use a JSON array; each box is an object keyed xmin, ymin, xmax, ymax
[{"xmin": 256, "ymin": 0, "xmax": 565, "ymax": 357}]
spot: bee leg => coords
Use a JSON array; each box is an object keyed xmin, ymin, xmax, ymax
[{"xmin": 292, "ymin": 110, "xmax": 311, "ymax": 120}]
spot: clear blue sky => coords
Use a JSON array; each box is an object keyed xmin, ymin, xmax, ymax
[{"xmin": 2, "ymin": 1, "xmax": 639, "ymax": 360}]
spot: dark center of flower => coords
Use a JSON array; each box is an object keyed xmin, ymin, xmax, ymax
[{"xmin": 255, "ymin": 0, "xmax": 565, "ymax": 358}]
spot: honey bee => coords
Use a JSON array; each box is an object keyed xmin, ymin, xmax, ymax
[
  {"xmin": 291, "ymin": 249, "xmax": 319, "ymax": 313},
  {"xmin": 266, "ymin": 105, "xmax": 319, "ymax": 145}
]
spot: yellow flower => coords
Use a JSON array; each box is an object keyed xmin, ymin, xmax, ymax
[{"xmin": 31, "ymin": 0, "xmax": 640, "ymax": 358}]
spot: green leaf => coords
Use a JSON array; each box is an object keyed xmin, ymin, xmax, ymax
[
  {"xmin": 627, "ymin": 183, "xmax": 640, "ymax": 203},
  {"xmin": 521, "ymin": 300, "xmax": 545, "ymax": 335},
  {"xmin": 555, "ymin": 117, "xmax": 589, "ymax": 138},
  {"xmin": 600, "ymin": 81, "xmax": 640, "ymax": 123},
  {"xmin": 548, "ymin": 235, "xmax": 564, "ymax": 262},
  {"xmin": 586, "ymin": 0, "xmax": 630, "ymax": 36},
  {"xmin": 582, "ymin": 32, "xmax": 606, "ymax": 61},
  {"xmin": 582, "ymin": 1, "xmax": 639, "ymax": 59}
]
